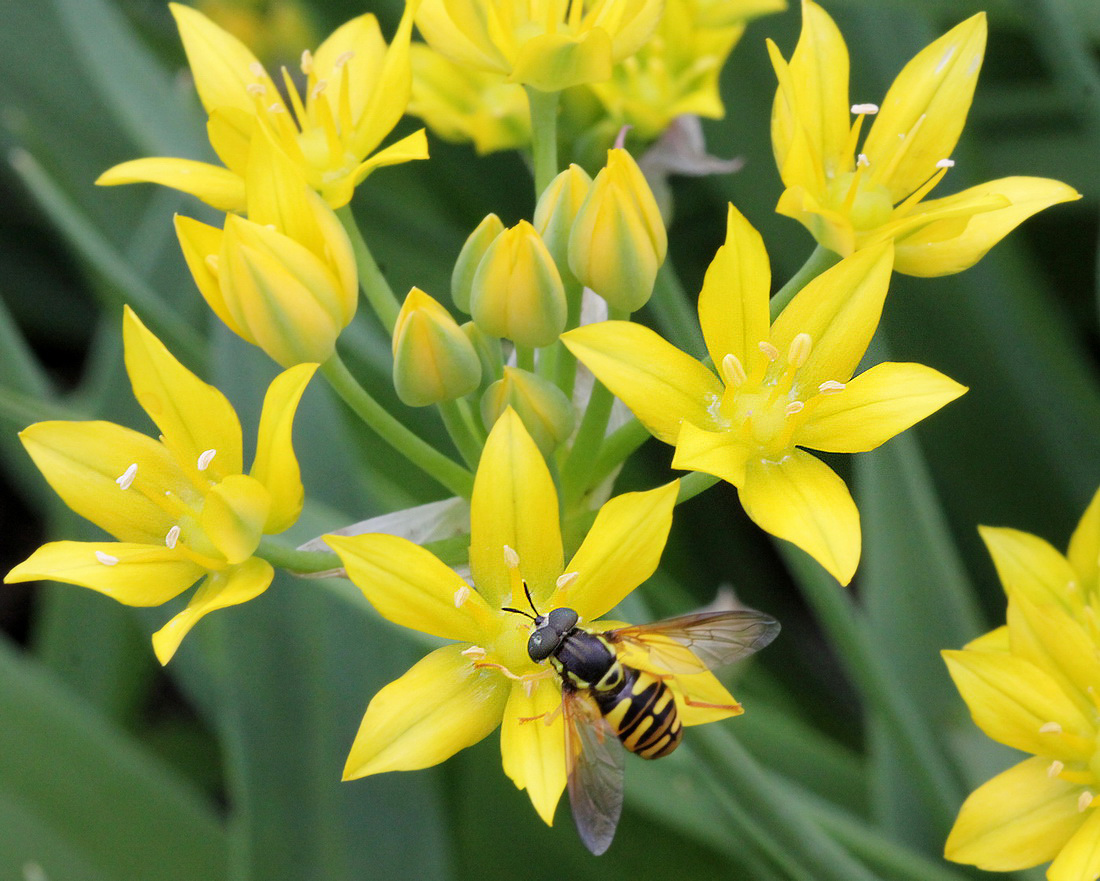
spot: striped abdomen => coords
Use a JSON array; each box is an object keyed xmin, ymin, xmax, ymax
[{"xmin": 596, "ymin": 666, "xmax": 683, "ymax": 759}]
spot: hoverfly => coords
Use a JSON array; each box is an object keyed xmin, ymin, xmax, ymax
[{"xmin": 504, "ymin": 584, "xmax": 780, "ymax": 855}]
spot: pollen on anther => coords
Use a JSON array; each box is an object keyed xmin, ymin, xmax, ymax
[
  {"xmin": 310, "ymin": 80, "xmax": 328, "ymax": 101},
  {"xmin": 758, "ymin": 341, "xmax": 780, "ymax": 362},
  {"xmin": 461, "ymin": 645, "xmax": 486, "ymax": 660},
  {"xmin": 197, "ymin": 449, "xmax": 217, "ymax": 472},
  {"xmin": 819, "ymin": 380, "xmax": 846, "ymax": 395},
  {"xmin": 1080, "ymin": 790, "xmax": 1094, "ymax": 812},
  {"xmin": 556, "ymin": 572, "xmax": 579, "ymax": 591},
  {"xmin": 1040, "ymin": 721, "xmax": 1063, "ymax": 735},
  {"xmin": 722, "ymin": 353, "xmax": 748, "ymax": 387},
  {"xmin": 300, "ymin": 49, "xmax": 314, "ymax": 74},
  {"xmin": 454, "ymin": 586, "xmax": 471, "ymax": 608},
  {"xmin": 249, "ymin": 62, "xmax": 265, "ymax": 78},
  {"xmin": 785, "ymin": 401, "xmax": 805, "ymax": 417},
  {"xmin": 165, "ymin": 525, "xmax": 181, "ymax": 550},
  {"xmin": 856, "ymin": 153, "xmax": 870, "ymax": 167},
  {"xmin": 503, "ymin": 545, "xmax": 520, "ymax": 569},
  {"xmin": 246, "ymin": 83, "xmax": 266, "ymax": 97},
  {"xmin": 116, "ymin": 463, "xmax": 138, "ymax": 490},
  {"xmin": 787, "ymin": 333, "xmax": 812, "ymax": 368},
  {"xmin": 851, "ymin": 103, "xmax": 879, "ymax": 115},
  {"xmin": 1049, "ymin": 760, "xmax": 1065, "ymax": 778},
  {"xmin": 936, "ymin": 158, "xmax": 955, "ymax": 169},
  {"xmin": 95, "ymin": 551, "xmax": 119, "ymax": 566},
  {"xmin": 334, "ymin": 50, "xmax": 355, "ymax": 68}
]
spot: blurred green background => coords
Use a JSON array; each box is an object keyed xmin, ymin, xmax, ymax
[{"xmin": 0, "ymin": 0, "xmax": 1098, "ymax": 878}]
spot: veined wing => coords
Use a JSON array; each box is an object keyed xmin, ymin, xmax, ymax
[
  {"xmin": 606, "ymin": 610, "xmax": 780, "ymax": 674},
  {"xmin": 563, "ymin": 687, "xmax": 625, "ymax": 856}
]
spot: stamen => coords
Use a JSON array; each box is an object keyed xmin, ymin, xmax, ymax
[
  {"xmin": 460, "ymin": 645, "xmax": 487, "ymax": 660},
  {"xmin": 556, "ymin": 572, "xmax": 579, "ymax": 591},
  {"xmin": 165, "ymin": 525, "xmax": 181, "ymax": 550},
  {"xmin": 300, "ymin": 49, "xmax": 314, "ymax": 75},
  {"xmin": 936, "ymin": 158, "xmax": 955, "ymax": 169},
  {"xmin": 785, "ymin": 401, "xmax": 805, "ymax": 417},
  {"xmin": 454, "ymin": 585, "xmax": 471, "ymax": 608},
  {"xmin": 334, "ymin": 50, "xmax": 355, "ymax": 69},
  {"xmin": 1049, "ymin": 760, "xmax": 1066, "ymax": 778},
  {"xmin": 1080, "ymin": 790, "xmax": 1094, "ymax": 812},
  {"xmin": 246, "ymin": 83, "xmax": 266, "ymax": 97},
  {"xmin": 249, "ymin": 62, "xmax": 266, "ymax": 78},
  {"xmin": 95, "ymin": 551, "xmax": 119, "ymax": 566},
  {"xmin": 310, "ymin": 79, "xmax": 328, "ymax": 101},
  {"xmin": 267, "ymin": 103, "xmax": 285, "ymax": 114},
  {"xmin": 523, "ymin": 678, "xmax": 538, "ymax": 698},
  {"xmin": 197, "ymin": 449, "xmax": 217, "ymax": 471},
  {"xmin": 758, "ymin": 341, "xmax": 780, "ymax": 362},
  {"xmin": 851, "ymin": 103, "xmax": 879, "ymax": 115},
  {"xmin": 1040, "ymin": 721, "xmax": 1063, "ymax": 734},
  {"xmin": 503, "ymin": 545, "xmax": 520, "ymax": 569},
  {"xmin": 819, "ymin": 380, "xmax": 846, "ymax": 395},
  {"xmin": 857, "ymin": 153, "xmax": 869, "ymax": 167},
  {"xmin": 115, "ymin": 463, "xmax": 138, "ymax": 490},
  {"xmin": 722, "ymin": 353, "xmax": 748, "ymax": 388},
  {"xmin": 787, "ymin": 332, "xmax": 812, "ymax": 368}
]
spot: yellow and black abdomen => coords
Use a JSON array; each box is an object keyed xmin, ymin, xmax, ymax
[{"xmin": 597, "ymin": 667, "xmax": 683, "ymax": 759}]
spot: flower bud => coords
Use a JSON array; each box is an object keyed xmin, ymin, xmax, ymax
[
  {"xmin": 452, "ymin": 213, "xmax": 505, "ymax": 313},
  {"xmin": 534, "ymin": 164, "xmax": 593, "ymax": 274},
  {"xmin": 481, "ymin": 367, "xmax": 574, "ymax": 455},
  {"xmin": 470, "ymin": 220, "xmax": 567, "ymax": 348},
  {"xmin": 462, "ymin": 320, "xmax": 503, "ymax": 384},
  {"xmin": 568, "ymin": 148, "xmax": 668, "ymax": 312},
  {"xmin": 392, "ymin": 287, "xmax": 482, "ymax": 407}
]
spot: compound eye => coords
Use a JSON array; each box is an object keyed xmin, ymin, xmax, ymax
[
  {"xmin": 547, "ymin": 607, "xmax": 578, "ymax": 633},
  {"xmin": 527, "ymin": 629, "xmax": 555, "ymax": 662}
]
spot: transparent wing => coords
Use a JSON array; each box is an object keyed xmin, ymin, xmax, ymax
[
  {"xmin": 563, "ymin": 688, "xmax": 625, "ymax": 856},
  {"xmin": 607, "ymin": 610, "xmax": 780, "ymax": 674}
]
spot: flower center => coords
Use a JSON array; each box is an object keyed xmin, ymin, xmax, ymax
[{"xmin": 825, "ymin": 171, "xmax": 894, "ymax": 232}]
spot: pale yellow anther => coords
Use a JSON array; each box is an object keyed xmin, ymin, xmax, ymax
[
  {"xmin": 95, "ymin": 551, "xmax": 119, "ymax": 566},
  {"xmin": 936, "ymin": 158, "xmax": 955, "ymax": 169},
  {"xmin": 300, "ymin": 49, "xmax": 313, "ymax": 75},
  {"xmin": 246, "ymin": 83, "xmax": 266, "ymax": 97},
  {"xmin": 460, "ymin": 645, "xmax": 487, "ymax": 659},
  {"xmin": 787, "ymin": 333, "xmax": 812, "ymax": 368},
  {"xmin": 522, "ymin": 678, "xmax": 538, "ymax": 699},
  {"xmin": 556, "ymin": 572, "xmax": 579, "ymax": 591},
  {"xmin": 453, "ymin": 585, "xmax": 471, "ymax": 608},
  {"xmin": 857, "ymin": 153, "xmax": 870, "ymax": 167},
  {"xmin": 1040, "ymin": 721, "xmax": 1064, "ymax": 734},
  {"xmin": 1049, "ymin": 760, "xmax": 1066, "ymax": 778},
  {"xmin": 116, "ymin": 463, "xmax": 138, "ymax": 490},
  {"xmin": 166, "ymin": 525, "xmax": 181, "ymax": 550},
  {"xmin": 334, "ymin": 50, "xmax": 355, "ymax": 69},
  {"xmin": 503, "ymin": 545, "xmax": 520, "ymax": 569},
  {"xmin": 310, "ymin": 80, "xmax": 328, "ymax": 101},
  {"xmin": 197, "ymin": 449, "xmax": 217, "ymax": 472},
  {"xmin": 758, "ymin": 341, "xmax": 780, "ymax": 362},
  {"xmin": 249, "ymin": 62, "xmax": 265, "ymax": 78},
  {"xmin": 722, "ymin": 353, "xmax": 748, "ymax": 388},
  {"xmin": 267, "ymin": 103, "xmax": 285, "ymax": 114},
  {"xmin": 819, "ymin": 380, "xmax": 847, "ymax": 395},
  {"xmin": 785, "ymin": 401, "xmax": 805, "ymax": 417},
  {"xmin": 1080, "ymin": 790, "xmax": 1094, "ymax": 812},
  {"xmin": 851, "ymin": 103, "xmax": 879, "ymax": 115}
]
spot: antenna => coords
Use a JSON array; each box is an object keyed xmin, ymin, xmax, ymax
[{"xmin": 502, "ymin": 580, "xmax": 541, "ymax": 620}]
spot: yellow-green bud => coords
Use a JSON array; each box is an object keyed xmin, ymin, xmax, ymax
[
  {"xmin": 392, "ymin": 287, "xmax": 482, "ymax": 407},
  {"xmin": 534, "ymin": 164, "xmax": 593, "ymax": 273},
  {"xmin": 470, "ymin": 220, "xmax": 566, "ymax": 348},
  {"xmin": 452, "ymin": 213, "xmax": 505, "ymax": 313},
  {"xmin": 481, "ymin": 367, "xmax": 574, "ymax": 455},
  {"xmin": 568, "ymin": 148, "xmax": 668, "ymax": 312},
  {"xmin": 462, "ymin": 320, "xmax": 503, "ymax": 384}
]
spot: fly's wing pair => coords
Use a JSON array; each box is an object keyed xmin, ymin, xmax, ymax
[{"xmin": 605, "ymin": 610, "xmax": 780, "ymax": 675}]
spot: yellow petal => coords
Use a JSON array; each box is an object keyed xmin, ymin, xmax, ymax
[
  {"xmin": 861, "ymin": 14, "xmax": 986, "ymax": 203},
  {"xmin": 343, "ymin": 643, "xmax": 509, "ymax": 778},
  {"xmin": 796, "ymin": 361, "xmax": 966, "ymax": 453},
  {"xmin": 771, "ymin": 242, "xmax": 894, "ymax": 393},
  {"xmin": 349, "ymin": 129, "xmax": 431, "ymax": 196},
  {"xmin": 775, "ymin": 183, "xmax": 856, "ymax": 257},
  {"xmin": 942, "ymin": 649, "xmax": 1092, "ymax": 760},
  {"xmin": 469, "ymin": 410, "xmax": 563, "ymax": 609},
  {"xmin": 327, "ymin": 533, "xmax": 498, "ymax": 642},
  {"xmin": 245, "ymin": 126, "xmax": 319, "ymax": 250},
  {"xmin": 174, "ymin": 214, "xmax": 250, "ymax": 340},
  {"xmin": 5, "ymin": 541, "xmax": 203, "ymax": 606},
  {"xmin": 979, "ymin": 525, "xmax": 1077, "ymax": 611},
  {"xmin": 96, "ymin": 158, "xmax": 246, "ymax": 212},
  {"xmin": 1068, "ymin": 485, "xmax": 1100, "ymax": 593},
  {"xmin": 945, "ymin": 756, "xmax": 1083, "ymax": 871},
  {"xmin": 510, "ymin": 30, "xmax": 613, "ymax": 91},
  {"xmin": 151, "ymin": 557, "xmax": 274, "ymax": 664},
  {"xmin": 552, "ymin": 481, "xmax": 679, "ymax": 621},
  {"xmin": 313, "ymin": 14, "xmax": 388, "ymax": 148},
  {"xmin": 206, "ymin": 106, "xmax": 253, "ymax": 176},
  {"xmin": 893, "ymin": 177, "xmax": 1081, "ymax": 277},
  {"xmin": 18, "ymin": 420, "xmax": 187, "ymax": 544},
  {"xmin": 671, "ymin": 421, "xmax": 751, "ymax": 487},
  {"xmin": 671, "ymin": 670, "xmax": 743, "ymax": 726},
  {"xmin": 250, "ymin": 363, "xmax": 317, "ymax": 533},
  {"xmin": 415, "ymin": 0, "xmax": 510, "ymax": 75},
  {"xmin": 123, "ymin": 307, "xmax": 244, "ymax": 479},
  {"xmin": 199, "ymin": 475, "xmax": 270, "ymax": 565},
  {"xmin": 965, "ymin": 624, "xmax": 1009, "ymax": 653},
  {"xmin": 740, "ymin": 450, "xmax": 860, "ymax": 584},
  {"xmin": 561, "ymin": 321, "xmax": 723, "ymax": 445},
  {"xmin": 1048, "ymin": 804, "xmax": 1100, "ymax": 881},
  {"xmin": 697, "ymin": 203, "xmax": 771, "ymax": 371},
  {"xmin": 499, "ymin": 677, "xmax": 567, "ymax": 826}
]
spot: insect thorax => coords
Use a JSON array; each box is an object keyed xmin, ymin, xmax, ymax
[{"xmin": 550, "ymin": 629, "xmax": 621, "ymax": 691}]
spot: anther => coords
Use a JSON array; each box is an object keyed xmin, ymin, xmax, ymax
[
  {"xmin": 454, "ymin": 586, "xmax": 471, "ymax": 608},
  {"xmin": 785, "ymin": 401, "xmax": 805, "ymax": 417},
  {"xmin": 857, "ymin": 153, "xmax": 870, "ymax": 167},
  {"xmin": 197, "ymin": 449, "xmax": 217, "ymax": 471},
  {"xmin": 556, "ymin": 571, "xmax": 579, "ymax": 591},
  {"xmin": 300, "ymin": 49, "xmax": 313, "ymax": 75},
  {"xmin": 310, "ymin": 80, "xmax": 328, "ymax": 101},
  {"xmin": 1080, "ymin": 790, "xmax": 1094, "ymax": 812},
  {"xmin": 787, "ymin": 332, "xmax": 812, "ymax": 368},
  {"xmin": 116, "ymin": 463, "xmax": 138, "ymax": 490},
  {"xmin": 851, "ymin": 103, "xmax": 879, "ymax": 115},
  {"xmin": 95, "ymin": 551, "xmax": 119, "ymax": 566},
  {"xmin": 1040, "ymin": 721, "xmax": 1063, "ymax": 734},
  {"xmin": 249, "ymin": 62, "xmax": 265, "ymax": 78},
  {"xmin": 165, "ymin": 525, "xmax": 181, "ymax": 550},
  {"xmin": 722, "ymin": 353, "xmax": 748, "ymax": 387},
  {"xmin": 460, "ymin": 645, "xmax": 486, "ymax": 660},
  {"xmin": 758, "ymin": 341, "xmax": 780, "ymax": 362},
  {"xmin": 1049, "ymin": 760, "xmax": 1065, "ymax": 778},
  {"xmin": 936, "ymin": 158, "xmax": 955, "ymax": 169},
  {"xmin": 503, "ymin": 545, "xmax": 520, "ymax": 569},
  {"xmin": 523, "ymin": 678, "xmax": 538, "ymax": 699},
  {"xmin": 334, "ymin": 50, "xmax": 355, "ymax": 68},
  {"xmin": 268, "ymin": 103, "xmax": 285, "ymax": 114},
  {"xmin": 246, "ymin": 83, "xmax": 266, "ymax": 97},
  {"xmin": 819, "ymin": 380, "xmax": 846, "ymax": 395}
]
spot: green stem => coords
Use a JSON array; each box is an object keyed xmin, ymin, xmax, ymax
[
  {"xmin": 0, "ymin": 386, "xmax": 81, "ymax": 426},
  {"xmin": 588, "ymin": 418, "xmax": 650, "ymax": 488},
  {"xmin": 337, "ymin": 205, "xmax": 401, "ymax": 334},
  {"xmin": 779, "ymin": 543, "xmax": 962, "ymax": 830},
  {"xmin": 321, "ymin": 353, "xmax": 474, "ymax": 498},
  {"xmin": 437, "ymin": 398, "xmax": 484, "ymax": 470},
  {"xmin": 561, "ymin": 382, "xmax": 615, "ymax": 509},
  {"xmin": 769, "ymin": 245, "xmax": 840, "ymax": 320},
  {"xmin": 676, "ymin": 471, "xmax": 719, "ymax": 505},
  {"xmin": 256, "ymin": 538, "xmax": 341, "ymax": 574},
  {"xmin": 647, "ymin": 261, "xmax": 705, "ymax": 357},
  {"xmin": 525, "ymin": 86, "xmax": 560, "ymax": 196}
]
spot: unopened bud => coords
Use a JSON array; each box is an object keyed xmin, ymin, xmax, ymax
[
  {"xmin": 481, "ymin": 367, "xmax": 574, "ymax": 455},
  {"xmin": 534, "ymin": 164, "xmax": 593, "ymax": 274},
  {"xmin": 452, "ymin": 213, "xmax": 505, "ymax": 313},
  {"xmin": 392, "ymin": 288, "xmax": 482, "ymax": 406}
]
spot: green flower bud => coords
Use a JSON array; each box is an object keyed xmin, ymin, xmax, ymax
[
  {"xmin": 452, "ymin": 213, "xmax": 505, "ymax": 313},
  {"xmin": 568, "ymin": 147, "xmax": 668, "ymax": 312},
  {"xmin": 534, "ymin": 164, "xmax": 593, "ymax": 274},
  {"xmin": 462, "ymin": 320, "xmax": 503, "ymax": 385},
  {"xmin": 470, "ymin": 220, "xmax": 567, "ymax": 348},
  {"xmin": 481, "ymin": 366, "xmax": 574, "ymax": 455},
  {"xmin": 392, "ymin": 287, "xmax": 482, "ymax": 407}
]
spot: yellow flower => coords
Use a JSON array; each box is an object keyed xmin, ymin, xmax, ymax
[
  {"xmin": 96, "ymin": 1, "xmax": 427, "ymax": 209},
  {"xmin": 392, "ymin": 287, "xmax": 482, "ymax": 406},
  {"xmin": 944, "ymin": 486, "xmax": 1100, "ymax": 881},
  {"xmin": 174, "ymin": 126, "xmax": 358, "ymax": 367},
  {"xmin": 415, "ymin": 0, "xmax": 663, "ymax": 92},
  {"xmin": 326, "ymin": 410, "xmax": 741, "ymax": 826},
  {"xmin": 562, "ymin": 204, "xmax": 966, "ymax": 583},
  {"xmin": 768, "ymin": 0, "xmax": 1079, "ymax": 276},
  {"xmin": 4, "ymin": 308, "xmax": 316, "ymax": 664}
]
